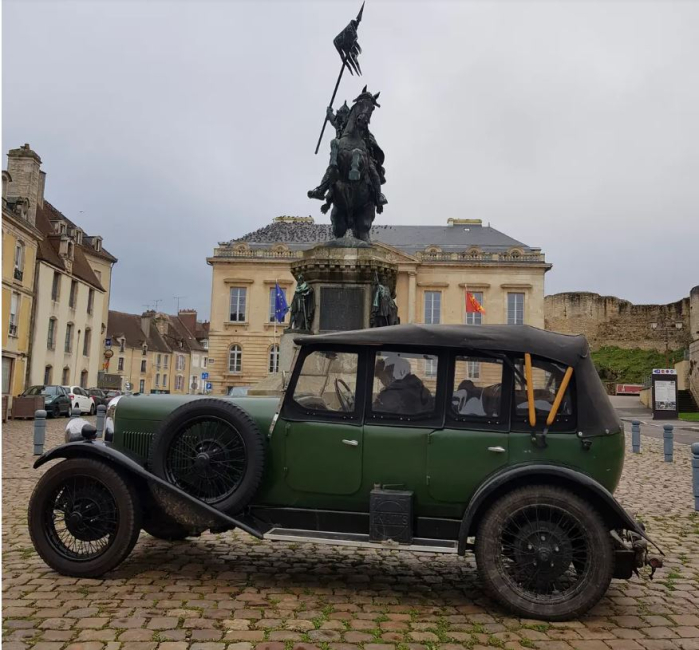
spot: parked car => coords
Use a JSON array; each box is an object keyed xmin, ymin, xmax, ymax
[
  {"xmin": 62, "ymin": 386, "xmax": 95, "ymax": 415},
  {"xmin": 87, "ymin": 388, "xmax": 110, "ymax": 408},
  {"xmin": 29, "ymin": 325, "xmax": 662, "ymax": 620},
  {"xmin": 22, "ymin": 385, "xmax": 71, "ymax": 418},
  {"xmin": 104, "ymin": 390, "xmax": 122, "ymax": 399}
]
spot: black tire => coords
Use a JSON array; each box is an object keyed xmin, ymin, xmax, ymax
[
  {"xmin": 51, "ymin": 404, "xmax": 60, "ymax": 419},
  {"xmin": 148, "ymin": 399, "xmax": 266, "ymax": 514},
  {"xmin": 28, "ymin": 458, "xmax": 142, "ymax": 578},
  {"xmin": 89, "ymin": 403, "xmax": 96, "ymax": 415},
  {"xmin": 143, "ymin": 510, "xmax": 193, "ymax": 541},
  {"xmin": 475, "ymin": 485, "xmax": 614, "ymax": 621}
]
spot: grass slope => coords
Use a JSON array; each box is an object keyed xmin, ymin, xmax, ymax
[{"xmin": 591, "ymin": 346, "xmax": 685, "ymax": 384}]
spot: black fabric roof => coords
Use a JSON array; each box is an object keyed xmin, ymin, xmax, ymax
[{"xmin": 295, "ymin": 324, "xmax": 589, "ymax": 368}]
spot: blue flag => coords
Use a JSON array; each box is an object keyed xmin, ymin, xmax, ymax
[{"xmin": 274, "ymin": 283, "xmax": 289, "ymax": 323}]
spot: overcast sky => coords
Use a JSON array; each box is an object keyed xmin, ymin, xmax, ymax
[{"xmin": 4, "ymin": 0, "xmax": 698, "ymax": 317}]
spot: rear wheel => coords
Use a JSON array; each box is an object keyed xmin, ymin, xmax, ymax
[
  {"xmin": 148, "ymin": 399, "xmax": 266, "ymax": 514},
  {"xmin": 475, "ymin": 485, "xmax": 614, "ymax": 621},
  {"xmin": 28, "ymin": 458, "xmax": 141, "ymax": 577},
  {"xmin": 89, "ymin": 403, "xmax": 96, "ymax": 415},
  {"xmin": 51, "ymin": 404, "xmax": 60, "ymax": 418}
]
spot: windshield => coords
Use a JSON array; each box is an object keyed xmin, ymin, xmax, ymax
[{"xmin": 26, "ymin": 386, "xmax": 58, "ymax": 396}]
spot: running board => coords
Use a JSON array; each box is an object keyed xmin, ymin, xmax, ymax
[{"xmin": 264, "ymin": 528, "xmax": 458, "ymax": 553}]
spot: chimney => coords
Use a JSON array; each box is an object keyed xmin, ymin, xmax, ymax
[
  {"xmin": 6, "ymin": 144, "xmax": 42, "ymax": 225},
  {"xmin": 178, "ymin": 309, "xmax": 197, "ymax": 333},
  {"xmin": 141, "ymin": 310, "xmax": 155, "ymax": 337}
]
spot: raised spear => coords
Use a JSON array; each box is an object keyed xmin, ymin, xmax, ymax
[{"xmin": 314, "ymin": 2, "xmax": 365, "ymax": 155}]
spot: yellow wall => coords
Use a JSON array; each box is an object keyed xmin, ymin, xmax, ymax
[{"xmin": 206, "ymin": 252, "xmax": 548, "ymax": 395}]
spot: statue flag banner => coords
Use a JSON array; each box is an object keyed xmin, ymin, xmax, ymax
[
  {"xmin": 274, "ymin": 282, "xmax": 289, "ymax": 323},
  {"xmin": 466, "ymin": 292, "xmax": 485, "ymax": 314}
]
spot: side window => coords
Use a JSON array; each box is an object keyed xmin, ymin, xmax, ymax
[
  {"xmin": 371, "ymin": 351, "xmax": 437, "ymax": 419},
  {"xmin": 513, "ymin": 357, "xmax": 574, "ymax": 424},
  {"xmin": 291, "ymin": 350, "xmax": 358, "ymax": 414},
  {"xmin": 451, "ymin": 356, "xmax": 504, "ymax": 420}
]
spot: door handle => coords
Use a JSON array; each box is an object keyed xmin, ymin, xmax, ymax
[
  {"xmin": 342, "ymin": 439, "xmax": 359, "ymax": 446},
  {"xmin": 487, "ymin": 446, "xmax": 506, "ymax": 453}
]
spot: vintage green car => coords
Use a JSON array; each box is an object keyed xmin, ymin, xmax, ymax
[{"xmin": 28, "ymin": 324, "xmax": 661, "ymax": 620}]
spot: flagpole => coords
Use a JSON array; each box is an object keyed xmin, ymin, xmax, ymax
[{"xmin": 274, "ymin": 279, "xmax": 278, "ymax": 372}]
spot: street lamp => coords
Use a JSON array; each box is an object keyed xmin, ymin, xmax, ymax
[{"xmin": 649, "ymin": 321, "xmax": 683, "ymax": 368}]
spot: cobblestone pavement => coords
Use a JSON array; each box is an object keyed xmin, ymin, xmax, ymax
[{"xmin": 3, "ymin": 417, "xmax": 699, "ymax": 650}]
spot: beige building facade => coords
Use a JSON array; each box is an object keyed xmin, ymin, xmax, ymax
[
  {"xmin": 2, "ymin": 144, "xmax": 118, "ymax": 402},
  {"xmin": 107, "ymin": 310, "xmax": 208, "ymax": 394},
  {"xmin": 206, "ymin": 216, "xmax": 551, "ymax": 395}
]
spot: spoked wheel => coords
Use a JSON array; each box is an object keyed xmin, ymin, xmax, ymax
[
  {"xmin": 163, "ymin": 416, "xmax": 247, "ymax": 504},
  {"xmin": 149, "ymin": 399, "xmax": 265, "ymax": 514},
  {"xmin": 475, "ymin": 485, "xmax": 613, "ymax": 621},
  {"xmin": 28, "ymin": 458, "xmax": 141, "ymax": 577}
]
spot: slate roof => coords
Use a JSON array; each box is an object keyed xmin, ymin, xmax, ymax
[
  {"xmin": 107, "ymin": 311, "xmax": 206, "ymax": 354},
  {"xmin": 35, "ymin": 203, "xmax": 105, "ymax": 291},
  {"xmin": 235, "ymin": 220, "xmax": 536, "ymax": 255}
]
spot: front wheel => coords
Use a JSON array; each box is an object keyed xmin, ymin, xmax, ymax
[
  {"xmin": 28, "ymin": 458, "xmax": 141, "ymax": 577},
  {"xmin": 475, "ymin": 485, "xmax": 614, "ymax": 621}
]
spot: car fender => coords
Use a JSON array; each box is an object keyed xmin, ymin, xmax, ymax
[
  {"xmin": 457, "ymin": 463, "xmax": 658, "ymax": 556},
  {"xmin": 34, "ymin": 441, "xmax": 267, "ymax": 539}
]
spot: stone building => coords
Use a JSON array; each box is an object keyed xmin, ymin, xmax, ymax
[
  {"xmin": 2, "ymin": 160, "xmax": 43, "ymax": 407},
  {"xmin": 544, "ymin": 292, "xmax": 691, "ymax": 351},
  {"xmin": 107, "ymin": 310, "xmax": 208, "ymax": 394},
  {"xmin": 206, "ymin": 216, "xmax": 551, "ymax": 394},
  {"xmin": 2, "ymin": 144, "xmax": 117, "ymax": 398},
  {"xmin": 689, "ymin": 286, "xmax": 699, "ymax": 405}
]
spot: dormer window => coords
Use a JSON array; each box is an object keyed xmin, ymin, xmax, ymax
[
  {"xmin": 75, "ymin": 230, "xmax": 83, "ymax": 245},
  {"xmin": 93, "ymin": 237, "xmax": 102, "ymax": 252}
]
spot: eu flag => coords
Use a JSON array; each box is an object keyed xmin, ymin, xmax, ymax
[{"xmin": 274, "ymin": 283, "xmax": 289, "ymax": 323}]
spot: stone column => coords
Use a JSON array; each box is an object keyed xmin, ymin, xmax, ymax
[{"xmin": 408, "ymin": 272, "xmax": 417, "ymax": 324}]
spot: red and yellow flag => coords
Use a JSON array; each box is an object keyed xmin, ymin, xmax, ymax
[{"xmin": 466, "ymin": 292, "xmax": 485, "ymax": 314}]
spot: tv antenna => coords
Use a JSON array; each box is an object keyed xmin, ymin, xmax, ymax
[{"xmin": 174, "ymin": 295, "xmax": 186, "ymax": 311}]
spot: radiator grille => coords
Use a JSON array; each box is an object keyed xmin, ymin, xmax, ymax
[{"xmin": 121, "ymin": 430, "xmax": 154, "ymax": 461}]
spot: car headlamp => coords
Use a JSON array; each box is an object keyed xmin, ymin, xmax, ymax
[{"xmin": 104, "ymin": 395, "xmax": 122, "ymax": 442}]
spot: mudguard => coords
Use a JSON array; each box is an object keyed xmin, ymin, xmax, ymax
[
  {"xmin": 34, "ymin": 441, "xmax": 268, "ymax": 539},
  {"xmin": 457, "ymin": 463, "xmax": 660, "ymax": 556}
]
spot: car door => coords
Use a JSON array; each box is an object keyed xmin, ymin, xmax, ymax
[
  {"xmin": 362, "ymin": 349, "xmax": 442, "ymax": 508},
  {"xmin": 75, "ymin": 387, "xmax": 88, "ymax": 413},
  {"xmin": 282, "ymin": 348, "xmax": 364, "ymax": 498},
  {"xmin": 426, "ymin": 353, "xmax": 512, "ymax": 504}
]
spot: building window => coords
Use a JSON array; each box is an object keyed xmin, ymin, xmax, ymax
[
  {"xmin": 465, "ymin": 291, "xmax": 484, "ymax": 325},
  {"xmin": 424, "ymin": 291, "xmax": 441, "ymax": 325},
  {"xmin": 140, "ymin": 360, "xmax": 146, "ymax": 373},
  {"xmin": 51, "ymin": 271, "xmax": 61, "ymax": 301},
  {"xmin": 228, "ymin": 345, "xmax": 242, "ymax": 373},
  {"xmin": 8, "ymin": 292, "xmax": 20, "ymax": 337},
  {"xmin": 65, "ymin": 323, "xmax": 74, "ymax": 353},
  {"xmin": 139, "ymin": 379, "xmax": 145, "ymax": 393},
  {"xmin": 80, "ymin": 370, "xmax": 88, "ymax": 389},
  {"xmin": 117, "ymin": 357, "xmax": 124, "ymax": 372},
  {"xmin": 119, "ymin": 338, "xmax": 125, "ymax": 353},
  {"xmin": 163, "ymin": 355, "xmax": 169, "ymax": 369},
  {"xmin": 47, "ymin": 317, "xmax": 57, "ymax": 349},
  {"xmin": 69, "ymin": 280, "xmax": 78, "ymax": 309},
  {"xmin": 155, "ymin": 373, "xmax": 160, "ymax": 387},
  {"xmin": 156, "ymin": 353, "xmax": 162, "ymax": 368},
  {"xmin": 87, "ymin": 288, "xmax": 94, "ymax": 314},
  {"xmin": 425, "ymin": 358, "xmax": 438, "ymax": 377},
  {"xmin": 229, "ymin": 287, "xmax": 247, "ymax": 322},
  {"xmin": 269, "ymin": 344, "xmax": 280, "ymax": 373},
  {"xmin": 163, "ymin": 373, "xmax": 168, "ymax": 387},
  {"xmin": 43, "ymin": 365, "xmax": 52, "ymax": 385},
  {"xmin": 142, "ymin": 346, "xmax": 147, "ymax": 356},
  {"xmin": 507, "ymin": 292, "xmax": 525, "ymax": 325},
  {"xmin": 175, "ymin": 375, "xmax": 184, "ymax": 390},
  {"xmin": 83, "ymin": 328, "xmax": 91, "ymax": 356},
  {"xmin": 14, "ymin": 241, "xmax": 25, "ymax": 280},
  {"xmin": 176, "ymin": 354, "xmax": 185, "ymax": 371},
  {"xmin": 62, "ymin": 366, "xmax": 70, "ymax": 385}
]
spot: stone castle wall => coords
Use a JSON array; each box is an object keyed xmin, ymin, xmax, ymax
[
  {"xmin": 689, "ymin": 286, "xmax": 699, "ymax": 403},
  {"xmin": 544, "ymin": 292, "xmax": 691, "ymax": 351}
]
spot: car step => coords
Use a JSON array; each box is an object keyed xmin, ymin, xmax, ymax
[{"xmin": 263, "ymin": 528, "xmax": 458, "ymax": 553}]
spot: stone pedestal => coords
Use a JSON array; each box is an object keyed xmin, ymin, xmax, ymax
[
  {"xmin": 248, "ymin": 239, "xmax": 398, "ymax": 397},
  {"xmin": 290, "ymin": 237, "xmax": 398, "ymax": 333}
]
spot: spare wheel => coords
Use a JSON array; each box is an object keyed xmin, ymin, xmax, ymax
[{"xmin": 148, "ymin": 399, "xmax": 266, "ymax": 515}]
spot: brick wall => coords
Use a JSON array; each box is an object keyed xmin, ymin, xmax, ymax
[{"xmin": 544, "ymin": 292, "xmax": 691, "ymax": 351}]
